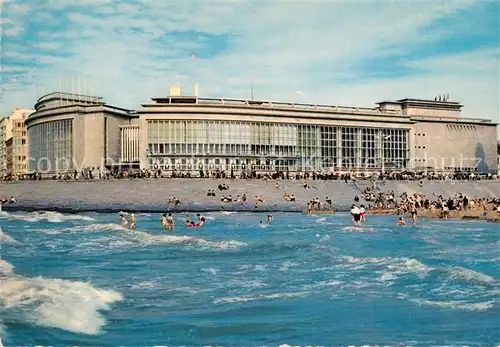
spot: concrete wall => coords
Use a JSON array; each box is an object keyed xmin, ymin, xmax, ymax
[
  {"xmin": 404, "ymin": 107, "xmax": 460, "ymax": 118},
  {"xmin": 412, "ymin": 121, "xmax": 498, "ymax": 173},
  {"xmin": 105, "ymin": 114, "xmax": 131, "ymax": 164}
]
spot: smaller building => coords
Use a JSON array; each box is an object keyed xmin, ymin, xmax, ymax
[
  {"xmin": 26, "ymin": 93, "xmax": 136, "ymax": 176},
  {"xmin": 1, "ymin": 108, "xmax": 33, "ymax": 179},
  {"xmin": 497, "ymin": 141, "xmax": 500, "ymax": 176},
  {"xmin": 0, "ymin": 117, "xmax": 6, "ymax": 179}
]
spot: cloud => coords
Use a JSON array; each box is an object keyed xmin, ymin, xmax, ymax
[{"xmin": 0, "ymin": 0, "xmax": 498, "ymax": 136}]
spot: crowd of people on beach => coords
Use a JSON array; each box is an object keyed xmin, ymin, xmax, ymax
[{"xmin": 11, "ymin": 166, "xmax": 498, "ymax": 182}]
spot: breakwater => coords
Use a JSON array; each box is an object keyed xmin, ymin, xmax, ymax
[{"xmin": 1, "ymin": 179, "xmax": 499, "ymax": 213}]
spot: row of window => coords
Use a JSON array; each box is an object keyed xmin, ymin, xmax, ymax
[
  {"xmin": 28, "ymin": 119, "xmax": 73, "ymax": 171},
  {"xmin": 146, "ymin": 120, "xmax": 409, "ymax": 170}
]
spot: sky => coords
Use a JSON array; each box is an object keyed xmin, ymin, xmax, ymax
[{"xmin": 1, "ymin": 0, "xmax": 499, "ymax": 132}]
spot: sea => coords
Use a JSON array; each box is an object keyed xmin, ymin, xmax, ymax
[{"xmin": 0, "ymin": 210, "xmax": 498, "ymax": 346}]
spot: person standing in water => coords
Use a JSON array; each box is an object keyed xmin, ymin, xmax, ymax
[
  {"xmin": 359, "ymin": 205, "xmax": 366, "ymax": 223},
  {"xmin": 161, "ymin": 214, "xmax": 168, "ymax": 230},
  {"xmin": 119, "ymin": 214, "xmax": 128, "ymax": 227},
  {"xmin": 267, "ymin": 214, "xmax": 273, "ymax": 223},
  {"xmin": 350, "ymin": 204, "xmax": 361, "ymax": 227},
  {"xmin": 196, "ymin": 213, "xmax": 205, "ymax": 227},
  {"xmin": 410, "ymin": 203, "xmax": 418, "ymax": 225},
  {"xmin": 130, "ymin": 213, "xmax": 136, "ymax": 229},
  {"xmin": 166, "ymin": 213, "xmax": 175, "ymax": 230}
]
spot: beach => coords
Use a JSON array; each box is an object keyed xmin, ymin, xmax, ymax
[{"xmin": 1, "ymin": 179, "xmax": 499, "ymax": 215}]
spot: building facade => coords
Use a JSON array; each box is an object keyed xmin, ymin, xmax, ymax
[
  {"xmin": 27, "ymin": 88, "xmax": 499, "ymax": 176},
  {"xmin": 25, "ymin": 93, "xmax": 135, "ymax": 176},
  {"xmin": 0, "ymin": 117, "xmax": 6, "ymax": 179},
  {"xmin": 0, "ymin": 108, "xmax": 33, "ymax": 179}
]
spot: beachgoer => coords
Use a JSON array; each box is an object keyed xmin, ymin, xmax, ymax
[
  {"xmin": 196, "ymin": 213, "xmax": 205, "ymax": 227},
  {"xmin": 350, "ymin": 204, "xmax": 361, "ymax": 226},
  {"xmin": 410, "ymin": 204, "xmax": 417, "ymax": 225},
  {"xmin": 267, "ymin": 214, "xmax": 273, "ymax": 223},
  {"xmin": 130, "ymin": 213, "xmax": 136, "ymax": 229},
  {"xmin": 398, "ymin": 217, "xmax": 406, "ymax": 226},
  {"xmin": 120, "ymin": 214, "xmax": 128, "ymax": 227},
  {"xmin": 166, "ymin": 213, "xmax": 174, "ymax": 230},
  {"xmin": 360, "ymin": 205, "xmax": 366, "ymax": 223},
  {"xmin": 161, "ymin": 214, "xmax": 168, "ymax": 229}
]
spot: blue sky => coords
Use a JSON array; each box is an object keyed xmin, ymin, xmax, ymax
[{"xmin": 1, "ymin": 0, "xmax": 499, "ymax": 128}]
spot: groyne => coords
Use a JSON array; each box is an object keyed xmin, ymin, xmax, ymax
[{"xmin": 0, "ymin": 179, "xmax": 499, "ymax": 214}]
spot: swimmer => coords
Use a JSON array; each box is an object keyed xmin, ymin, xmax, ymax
[
  {"xmin": 267, "ymin": 214, "xmax": 273, "ymax": 223},
  {"xmin": 166, "ymin": 213, "xmax": 174, "ymax": 230},
  {"xmin": 130, "ymin": 213, "xmax": 136, "ymax": 229},
  {"xmin": 185, "ymin": 214, "xmax": 191, "ymax": 226},
  {"xmin": 119, "ymin": 214, "xmax": 128, "ymax": 227},
  {"xmin": 196, "ymin": 213, "xmax": 205, "ymax": 227},
  {"xmin": 397, "ymin": 217, "xmax": 406, "ymax": 226},
  {"xmin": 161, "ymin": 214, "xmax": 168, "ymax": 230}
]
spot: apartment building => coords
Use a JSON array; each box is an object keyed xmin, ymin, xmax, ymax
[
  {"xmin": 0, "ymin": 117, "xmax": 6, "ymax": 179},
  {"xmin": 1, "ymin": 108, "xmax": 33, "ymax": 179}
]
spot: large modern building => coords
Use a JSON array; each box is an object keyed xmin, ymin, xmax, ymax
[
  {"xmin": 0, "ymin": 108, "xmax": 33, "ymax": 179},
  {"xmin": 26, "ymin": 86, "xmax": 498, "ymax": 176}
]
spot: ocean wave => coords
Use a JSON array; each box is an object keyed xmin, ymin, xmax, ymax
[
  {"xmin": 0, "ymin": 259, "xmax": 122, "ymax": 335},
  {"xmin": 0, "ymin": 259, "xmax": 14, "ymax": 277},
  {"xmin": 214, "ymin": 291, "xmax": 308, "ymax": 304},
  {"xmin": 341, "ymin": 226, "xmax": 375, "ymax": 233},
  {"xmin": 406, "ymin": 297, "xmax": 495, "ymax": 311},
  {"xmin": 445, "ymin": 266, "xmax": 496, "ymax": 285},
  {"xmin": 49, "ymin": 223, "xmax": 247, "ymax": 250},
  {"xmin": 0, "ymin": 211, "xmax": 95, "ymax": 223},
  {"xmin": 0, "ymin": 228, "xmax": 19, "ymax": 244}
]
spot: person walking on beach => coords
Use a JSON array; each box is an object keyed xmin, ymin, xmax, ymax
[{"xmin": 130, "ymin": 213, "xmax": 136, "ymax": 229}]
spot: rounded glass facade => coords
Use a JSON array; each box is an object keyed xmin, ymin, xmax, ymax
[{"xmin": 28, "ymin": 119, "xmax": 73, "ymax": 173}]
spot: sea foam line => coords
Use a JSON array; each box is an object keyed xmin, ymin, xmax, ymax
[{"xmin": 46, "ymin": 223, "xmax": 247, "ymax": 249}]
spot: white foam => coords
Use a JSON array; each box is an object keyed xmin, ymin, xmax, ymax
[
  {"xmin": 214, "ymin": 291, "xmax": 307, "ymax": 304},
  {"xmin": 0, "ymin": 259, "xmax": 14, "ymax": 276},
  {"xmin": 342, "ymin": 226, "xmax": 374, "ymax": 233},
  {"xmin": 408, "ymin": 298, "xmax": 494, "ymax": 311},
  {"xmin": 279, "ymin": 261, "xmax": 299, "ymax": 271},
  {"xmin": 0, "ymin": 211, "xmax": 95, "ymax": 223},
  {"xmin": 0, "ymin": 228, "xmax": 19, "ymax": 244},
  {"xmin": 0, "ymin": 275, "xmax": 122, "ymax": 335},
  {"xmin": 52, "ymin": 223, "xmax": 247, "ymax": 249},
  {"xmin": 446, "ymin": 266, "xmax": 496, "ymax": 284}
]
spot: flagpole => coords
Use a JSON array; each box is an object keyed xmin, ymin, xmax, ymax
[
  {"xmin": 71, "ymin": 75, "xmax": 75, "ymax": 104},
  {"xmin": 59, "ymin": 75, "xmax": 62, "ymax": 106}
]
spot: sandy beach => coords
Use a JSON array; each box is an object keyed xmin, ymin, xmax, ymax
[{"xmin": 1, "ymin": 179, "xmax": 499, "ymax": 214}]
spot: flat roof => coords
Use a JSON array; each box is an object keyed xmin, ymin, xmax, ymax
[{"xmin": 144, "ymin": 96, "xmax": 402, "ymax": 117}]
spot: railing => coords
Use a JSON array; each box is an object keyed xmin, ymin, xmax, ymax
[{"xmin": 160, "ymin": 97, "xmax": 401, "ymax": 116}]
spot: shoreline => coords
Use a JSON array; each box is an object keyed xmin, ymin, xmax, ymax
[
  {"xmin": 1, "ymin": 179, "xmax": 499, "ymax": 222},
  {"xmin": 2, "ymin": 205, "xmax": 499, "ymax": 223}
]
